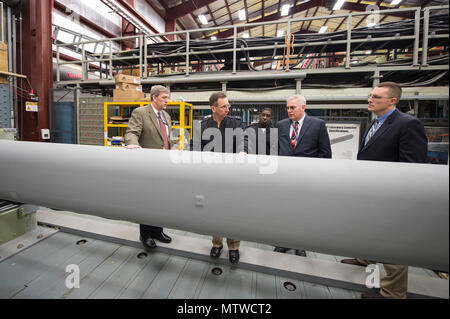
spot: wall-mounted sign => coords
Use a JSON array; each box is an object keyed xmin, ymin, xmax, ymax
[
  {"xmin": 326, "ymin": 123, "xmax": 361, "ymax": 160},
  {"xmin": 25, "ymin": 102, "xmax": 38, "ymax": 112}
]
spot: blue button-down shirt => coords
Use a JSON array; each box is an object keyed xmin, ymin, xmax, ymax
[{"xmin": 374, "ymin": 107, "xmax": 396, "ymax": 129}]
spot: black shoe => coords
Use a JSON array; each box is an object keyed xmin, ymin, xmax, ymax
[
  {"xmin": 361, "ymin": 292, "xmax": 386, "ymax": 299},
  {"xmin": 210, "ymin": 246, "xmax": 223, "ymax": 258},
  {"xmin": 274, "ymin": 246, "xmax": 289, "ymax": 253},
  {"xmin": 229, "ymin": 250, "xmax": 239, "ymax": 264},
  {"xmin": 152, "ymin": 232, "xmax": 172, "ymax": 243},
  {"xmin": 140, "ymin": 236, "xmax": 156, "ymax": 250},
  {"xmin": 295, "ymin": 249, "xmax": 307, "ymax": 257}
]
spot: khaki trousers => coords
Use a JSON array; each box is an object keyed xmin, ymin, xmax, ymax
[
  {"xmin": 212, "ymin": 236, "xmax": 240, "ymax": 250},
  {"xmin": 357, "ymin": 258, "xmax": 408, "ymax": 299}
]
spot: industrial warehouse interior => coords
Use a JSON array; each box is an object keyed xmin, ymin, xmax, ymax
[{"xmin": 0, "ymin": 0, "xmax": 448, "ymax": 305}]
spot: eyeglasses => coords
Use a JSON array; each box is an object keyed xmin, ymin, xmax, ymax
[
  {"xmin": 215, "ymin": 104, "xmax": 230, "ymax": 109},
  {"xmin": 368, "ymin": 94, "xmax": 393, "ymax": 99}
]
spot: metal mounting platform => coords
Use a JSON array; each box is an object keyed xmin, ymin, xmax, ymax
[{"xmin": 35, "ymin": 209, "xmax": 448, "ymax": 299}]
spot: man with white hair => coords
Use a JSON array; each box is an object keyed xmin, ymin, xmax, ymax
[{"xmin": 273, "ymin": 94, "xmax": 331, "ymax": 256}]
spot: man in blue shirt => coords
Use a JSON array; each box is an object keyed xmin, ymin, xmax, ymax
[{"xmin": 341, "ymin": 82, "xmax": 428, "ymax": 299}]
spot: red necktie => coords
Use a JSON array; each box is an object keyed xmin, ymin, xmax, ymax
[
  {"xmin": 291, "ymin": 121, "xmax": 299, "ymax": 149},
  {"xmin": 157, "ymin": 112, "xmax": 169, "ymax": 149}
]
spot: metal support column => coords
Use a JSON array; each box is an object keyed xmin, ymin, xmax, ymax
[
  {"xmin": 422, "ymin": 8, "xmax": 430, "ymax": 67},
  {"xmin": 19, "ymin": 0, "xmax": 53, "ymax": 141},
  {"xmin": 345, "ymin": 14, "xmax": 352, "ymax": 69},
  {"xmin": 296, "ymin": 79, "xmax": 302, "ymax": 94},
  {"xmin": 233, "ymin": 26, "xmax": 237, "ymax": 74},
  {"xmin": 413, "ymin": 8, "xmax": 420, "ymax": 66},
  {"xmin": 221, "ymin": 81, "xmax": 227, "ymax": 92},
  {"xmin": 185, "ymin": 32, "xmax": 189, "ymax": 77}
]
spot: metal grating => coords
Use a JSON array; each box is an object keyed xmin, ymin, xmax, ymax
[{"xmin": 0, "ymin": 84, "xmax": 11, "ymax": 128}]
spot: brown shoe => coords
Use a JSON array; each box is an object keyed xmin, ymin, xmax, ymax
[
  {"xmin": 341, "ymin": 258, "xmax": 366, "ymax": 267},
  {"xmin": 361, "ymin": 292, "xmax": 386, "ymax": 299}
]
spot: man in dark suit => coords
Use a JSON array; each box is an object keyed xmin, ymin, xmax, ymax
[
  {"xmin": 247, "ymin": 108, "xmax": 277, "ymax": 155},
  {"xmin": 274, "ymin": 95, "xmax": 332, "ymax": 256},
  {"xmin": 341, "ymin": 81, "xmax": 428, "ymax": 299},
  {"xmin": 125, "ymin": 85, "xmax": 173, "ymax": 251}
]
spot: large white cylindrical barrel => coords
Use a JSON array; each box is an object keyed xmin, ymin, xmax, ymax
[{"xmin": 0, "ymin": 140, "xmax": 448, "ymax": 271}]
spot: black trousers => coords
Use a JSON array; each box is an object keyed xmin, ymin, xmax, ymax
[{"xmin": 140, "ymin": 224, "xmax": 163, "ymax": 239}]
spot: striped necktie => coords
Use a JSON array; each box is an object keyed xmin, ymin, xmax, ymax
[
  {"xmin": 158, "ymin": 111, "xmax": 169, "ymax": 149},
  {"xmin": 364, "ymin": 119, "xmax": 379, "ymax": 146},
  {"xmin": 291, "ymin": 121, "xmax": 299, "ymax": 149}
]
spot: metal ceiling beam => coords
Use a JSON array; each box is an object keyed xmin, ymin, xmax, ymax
[
  {"xmin": 144, "ymin": 0, "xmax": 165, "ymax": 17},
  {"xmin": 101, "ymin": 0, "xmax": 168, "ymax": 41},
  {"xmin": 214, "ymin": 0, "xmax": 324, "ymax": 38},
  {"xmin": 54, "ymin": 0, "xmax": 119, "ymax": 39},
  {"xmin": 166, "ymin": 0, "xmax": 218, "ymax": 20},
  {"xmin": 340, "ymin": 1, "xmax": 414, "ymax": 19},
  {"xmin": 224, "ymin": 0, "xmax": 234, "ymax": 25}
]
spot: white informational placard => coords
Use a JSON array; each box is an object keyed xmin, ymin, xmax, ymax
[{"xmin": 326, "ymin": 123, "xmax": 361, "ymax": 160}]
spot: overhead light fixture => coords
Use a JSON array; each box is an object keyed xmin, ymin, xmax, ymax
[
  {"xmin": 281, "ymin": 4, "xmax": 290, "ymax": 16},
  {"xmin": 199, "ymin": 14, "xmax": 208, "ymax": 25},
  {"xmin": 243, "ymin": 32, "xmax": 249, "ymax": 38},
  {"xmin": 366, "ymin": 50, "xmax": 372, "ymax": 55},
  {"xmin": 333, "ymin": 0, "xmax": 346, "ymax": 10},
  {"xmin": 238, "ymin": 9, "xmax": 246, "ymax": 21},
  {"xmin": 277, "ymin": 30, "xmax": 284, "ymax": 37},
  {"xmin": 391, "ymin": 0, "xmax": 402, "ymax": 5},
  {"xmin": 211, "ymin": 36, "xmax": 217, "ymax": 40},
  {"xmin": 319, "ymin": 26, "xmax": 328, "ymax": 33},
  {"xmin": 367, "ymin": 22, "xmax": 377, "ymax": 27}
]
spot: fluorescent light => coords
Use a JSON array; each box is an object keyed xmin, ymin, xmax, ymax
[
  {"xmin": 333, "ymin": 0, "xmax": 346, "ymax": 10},
  {"xmin": 211, "ymin": 36, "xmax": 217, "ymax": 40},
  {"xmin": 281, "ymin": 4, "xmax": 290, "ymax": 16},
  {"xmin": 365, "ymin": 50, "xmax": 372, "ymax": 55},
  {"xmin": 391, "ymin": 0, "xmax": 402, "ymax": 5},
  {"xmin": 277, "ymin": 30, "xmax": 284, "ymax": 37},
  {"xmin": 238, "ymin": 9, "xmax": 246, "ymax": 21},
  {"xmin": 199, "ymin": 14, "xmax": 208, "ymax": 25},
  {"xmin": 319, "ymin": 26, "xmax": 328, "ymax": 33},
  {"xmin": 243, "ymin": 32, "xmax": 249, "ymax": 38}
]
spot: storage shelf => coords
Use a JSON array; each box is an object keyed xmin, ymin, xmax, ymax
[{"xmin": 104, "ymin": 101, "xmax": 193, "ymax": 149}]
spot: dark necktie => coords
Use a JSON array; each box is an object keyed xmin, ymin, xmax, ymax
[
  {"xmin": 291, "ymin": 121, "xmax": 299, "ymax": 149},
  {"xmin": 157, "ymin": 111, "xmax": 169, "ymax": 149},
  {"xmin": 364, "ymin": 119, "xmax": 379, "ymax": 146}
]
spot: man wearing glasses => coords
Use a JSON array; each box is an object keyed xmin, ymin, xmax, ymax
[
  {"xmin": 194, "ymin": 91, "xmax": 247, "ymax": 264},
  {"xmin": 273, "ymin": 94, "xmax": 331, "ymax": 256},
  {"xmin": 125, "ymin": 85, "xmax": 174, "ymax": 251},
  {"xmin": 341, "ymin": 81, "xmax": 428, "ymax": 299}
]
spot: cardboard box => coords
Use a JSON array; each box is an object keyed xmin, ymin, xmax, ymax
[
  {"xmin": 114, "ymin": 74, "xmax": 141, "ymax": 85},
  {"xmin": 0, "ymin": 43, "xmax": 9, "ymax": 84},
  {"xmin": 113, "ymin": 89, "xmax": 145, "ymax": 102},
  {"xmin": 122, "ymin": 69, "xmax": 141, "ymax": 76},
  {"xmin": 115, "ymin": 83, "xmax": 142, "ymax": 91}
]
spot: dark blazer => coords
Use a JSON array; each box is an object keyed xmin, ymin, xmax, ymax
[
  {"xmin": 276, "ymin": 115, "xmax": 331, "ymax": 158},
  {"xmin": 357, "ymin": 109, "xmax": 428, "ymax": 163}
]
